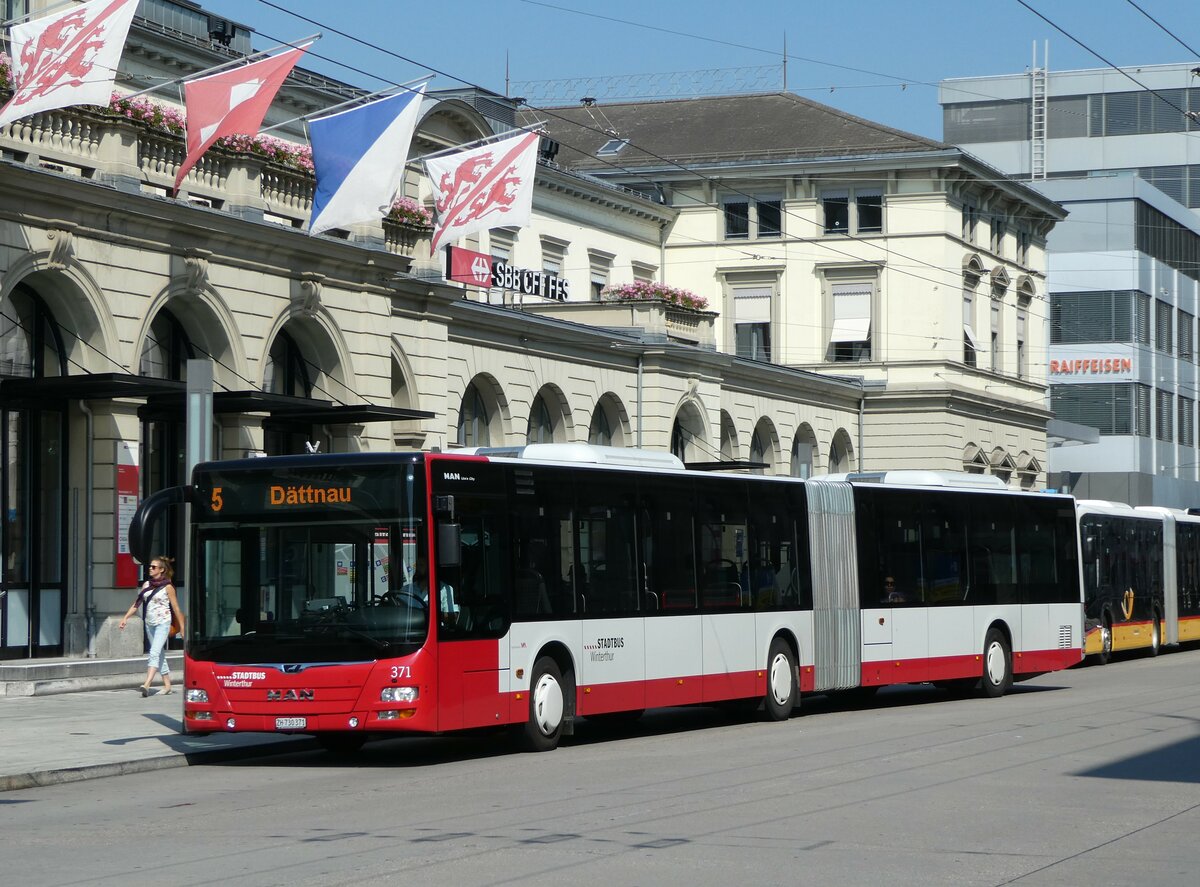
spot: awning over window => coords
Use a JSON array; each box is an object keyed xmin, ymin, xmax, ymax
[
  {"xmin": 831, "ymin": 282, "xmax": 871, "ymax": 343},
  {"xmin": 733, "ymin": 287, "xmax": 771, "ymax": 323},
  {"xmin": 964, "ymin": 323, "xmax": 979, "ymax": 349},
  {"xmin": 830, "ymin": 317, "xmax": 871, "ymax": 342}
]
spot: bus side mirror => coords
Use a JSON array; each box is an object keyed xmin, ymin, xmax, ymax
[{"xmin": 437, "ymin": 522, "xmax": 461, "ymax": 568}]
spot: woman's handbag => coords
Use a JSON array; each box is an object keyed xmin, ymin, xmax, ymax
[{"xmin": 169, "ymin": 605, "xmax": 184, "ymax": 638}]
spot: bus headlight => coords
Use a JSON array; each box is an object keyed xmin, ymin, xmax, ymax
[
  {"xmin": 186, "ymin": 689, "xmax": 209, "ymax": 703},
  {"xmin": 381, "ymin": 686, "xmax": 418, "ymax": 704}
]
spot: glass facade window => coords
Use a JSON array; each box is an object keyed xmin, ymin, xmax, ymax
[
  {"xmin": 1136, "ymin": 203, "xmax": 1200, "ymax": 283},
  {"xmin": 1157, "ymin": 389, "xmax": 1174, "ymax": 442},
  {"xmin": 1180, "ymin": 396, "xmax": 1195, "ymax": 447},
  {"xmin": 1050, "ymin": 291, "xmax": 1138, "ymax": 344},
  {"xmin": 1180, "ymin": 310, "xmax": 1194, "ymax": 361},
  {"xmin": 1156, "ymin": 300, "xmax": 1174, "ymax": 353},
  {"xmin": 1051, "ymin": 382, "xmax": 1152, "ymax": 436}
]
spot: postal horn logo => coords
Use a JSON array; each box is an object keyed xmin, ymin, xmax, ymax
[{"xmin": 1121, "ymin": 588, "xmax": 1135, "ymax": 621}]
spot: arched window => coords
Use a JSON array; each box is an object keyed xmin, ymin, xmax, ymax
[
  {"xmin": 588, "ymin": 402, "xmax": 612, "ymax": 445},
  {"xmin": 264, "ymin": 330, "xmax": 312, "ymax": 397},
  {"xmin": 139, "ymin": 310, "xmax": 193, "ymax": 380},
  {"xmin": 750, "ymin": 427, "xmax": 767, "ymax": 475},
  {"xmin": 791, "ymin": 434, "xmax": 814, "ymax": 478},
  {"xmin": 671, "ymin": 419, "xmax": 686, "ymax": 461},
  {"xmin": 527, "ymin": 395, "xmax": 553, "ymax": 444},
  {"xmin": 457, "ymin": 385, "xmax": 490, "ymax": 447}
]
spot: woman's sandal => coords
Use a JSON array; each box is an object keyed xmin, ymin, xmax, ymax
[
  {"xmin": 140, "ymin": 685, "xmax": 150, "ymax": 697},
  {"xmin": 162, "ymin": 688, "xmax": 173, "ymax": 695}
]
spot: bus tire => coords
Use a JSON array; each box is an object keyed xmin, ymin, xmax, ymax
[
  {"xmin": 1149, "ymin": 613, "xmax": 1162, "ymax": 657},
  {"xmin": 763, "ymin": 638, "xmax": 797, "ymax": 721},
  {"xmin": 981, "ymin": 628, "xmax": 1012, "ymax": 698},
  {"xmin": 1097, "ymin": 617, "xmax": 1113, "ymax": 665},
  {"xmin": 520, "ymin": 656, "xmax": 567, "ymax": 752}
]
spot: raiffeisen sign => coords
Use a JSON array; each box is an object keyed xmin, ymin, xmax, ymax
[
  {"xmin": 446, "ymin": 246, "xmax": 569, "ymax": 301},
  {"xmin": 1049, "ymin": 357, "xmax": 1134, "ymax": 376}
]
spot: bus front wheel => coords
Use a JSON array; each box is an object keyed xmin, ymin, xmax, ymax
[
  {"xmin": 981, "ymin": 628, "xmax": 1012, "ymax": 698},
  {"xmin": 520, "ymin": 656, "xmax": 567, "ymax": 752},
  {"xmin": 1096, "ymin": 619, "xmax": 1113, "ymax": 665},
  {"xmin": 763, "ymin": 638, "xmax": 797, "ymax": 720}
]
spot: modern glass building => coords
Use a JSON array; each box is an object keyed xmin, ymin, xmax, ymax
[{"xmin": 940, "ymin": 62, "xmax": 1200, "ymax": 505}]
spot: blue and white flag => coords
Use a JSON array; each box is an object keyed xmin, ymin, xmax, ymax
[{"xmin": 307, "ymin": 85, "xmax": 425, "ymax": 236}]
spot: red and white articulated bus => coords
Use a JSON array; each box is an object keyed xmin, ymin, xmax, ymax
[{"xmin": 130, "ymin": 443, "xmax": 1084, "ymax": 752}]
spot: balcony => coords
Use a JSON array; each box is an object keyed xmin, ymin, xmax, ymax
[{"xmin": 0, "ymin": 102, "xmax": 424, "ymax": 261}]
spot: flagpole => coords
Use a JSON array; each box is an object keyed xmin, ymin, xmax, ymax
[
  {"xmin": 118, "ymin": 34, "xmax": 320, "ymax": 102},
  {"xmin": 421, "ymin": 126, "xmax": 544, "ymax": 162},
  {"xmin": 257, "ymin": 74, "xmax": 433, "ymax": 135}
]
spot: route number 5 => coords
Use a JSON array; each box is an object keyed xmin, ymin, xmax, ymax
[{"xmin": 211, "ymin": 487, "xmax": 224, "ymax": 512}]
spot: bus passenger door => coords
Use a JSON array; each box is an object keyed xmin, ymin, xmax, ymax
[
  {"xmin": 639, "ymin": 478, "xmax": 703, "ymax": 707},
  {"xmin": 433, "ymin": 493, "xmax": 512, "ymax": 732},
  {"xmin": 575, "ymin": 478, "xmax": 645, "ymax": 715}
]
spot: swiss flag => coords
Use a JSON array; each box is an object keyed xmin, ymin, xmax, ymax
[{"xmin": 173, "ymin": 44, "xmax": 309, "ymax": 194}]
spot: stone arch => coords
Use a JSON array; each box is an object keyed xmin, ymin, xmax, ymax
[
  {"xmin": 528, "ymin": 382, "xmax": 573, "ymax": 444},
  {"xmin": 1, "ymin": 255, "xmax": 118, "ymax": 374},
  {"xmin": 749, "ymin": 416, "xmax": 780, "ymax": 475},
  {"xmin": 670, "ymin": 396, "xmax": 710, "ymax": 464},
  {"xmin": 829, "ymin": 427, "xmax": 855, "ymax": 473},
  {"xmin": 455, "ymin": 371, "xmax": 511, "ymax": 448},
  {"xmin": 719, "ymin": 410, "xmax": 738, "ymax": 461},
  {"xmin": 790, "ymin": 422, "xmax": 819, "ymax": 478},
  {"xmin": 139, "ymin": 280, "xmax": 248, "ymax": 389},
  {"xmin": 389, "ymin": 337, "xmax": 425, "ymax": 449},
  {"xmin": 259, "ymin": 305, "xmax": 358, "ymax": 404},
  {"xmin": 588, "ymin": 392, "xmax": 629, "ymax": 446}
]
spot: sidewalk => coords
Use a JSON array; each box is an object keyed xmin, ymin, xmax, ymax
[{"xmin": 0, "ymin": 658, "xmax": 314, "ymax": 792}]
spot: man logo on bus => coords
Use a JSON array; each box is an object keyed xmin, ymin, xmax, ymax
[{"xmin": 267, "ymin": 689, "xmax": 314, "ymax": 701}]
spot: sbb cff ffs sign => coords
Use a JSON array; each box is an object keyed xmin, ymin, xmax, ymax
[{"xmin": 446, "ymin": 246, "xmax": 569, "ymax": 301}]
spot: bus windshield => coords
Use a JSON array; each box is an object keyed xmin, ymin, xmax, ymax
[{"xmin": 187, "ymin": 457, "xmax": 428, "ymax": 664}]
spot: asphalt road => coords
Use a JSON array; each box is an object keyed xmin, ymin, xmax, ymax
[{"xmin": 5, "ymin": 649, "xmax": 1200, "ymax": 887}]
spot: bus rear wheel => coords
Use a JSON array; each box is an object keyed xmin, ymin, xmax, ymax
[
  {"xmin": 981, "ymin": 628, "xmax": 1012, "ymax": 698},
  {"xmin": 520, "ymin": 656, "xmax": 567, "ymax": 752},
  {"xmin": 763, "ymin": 638, "xmax": 797, "ymax": 720}
]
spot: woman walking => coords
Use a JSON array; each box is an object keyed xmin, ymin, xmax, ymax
[{"xmin": 119, "ymin": 556, "xmax": 184, "ymax": 696}]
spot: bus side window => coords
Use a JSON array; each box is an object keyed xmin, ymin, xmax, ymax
[
  {"xmin": 637, "ymin": 475, "xmax": 697, "ymax": 612},
  {"xmin": 575, "ymin": 473, "xmax": 637, "ymax": 615},
  {"xmin": 437, "ymin": 495, "xmax": 510, "ymax": 638}
]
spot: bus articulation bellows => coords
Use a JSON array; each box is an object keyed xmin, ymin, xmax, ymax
[{"xmin": 130, "ymin": 444, "xmax": 1085, "ymax": 752}]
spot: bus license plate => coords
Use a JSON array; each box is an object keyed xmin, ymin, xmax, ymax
[{"xmin": 275, "ymin": 717, "xmax": 306, "ymax": 730}]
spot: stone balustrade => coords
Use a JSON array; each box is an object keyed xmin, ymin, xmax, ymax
[{"xmin": 0, "ymin": 103, "xmax": 424, "ymax": 259}]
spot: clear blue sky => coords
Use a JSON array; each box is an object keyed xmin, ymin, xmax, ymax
[{"xmin": 199, "ymin": 0, "xmax": 1200, "ymax": 140}]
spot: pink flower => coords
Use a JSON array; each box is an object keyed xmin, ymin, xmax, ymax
[{"xmin": 601, "ymin": 280, "xmax": 708, "ymax": 311}]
